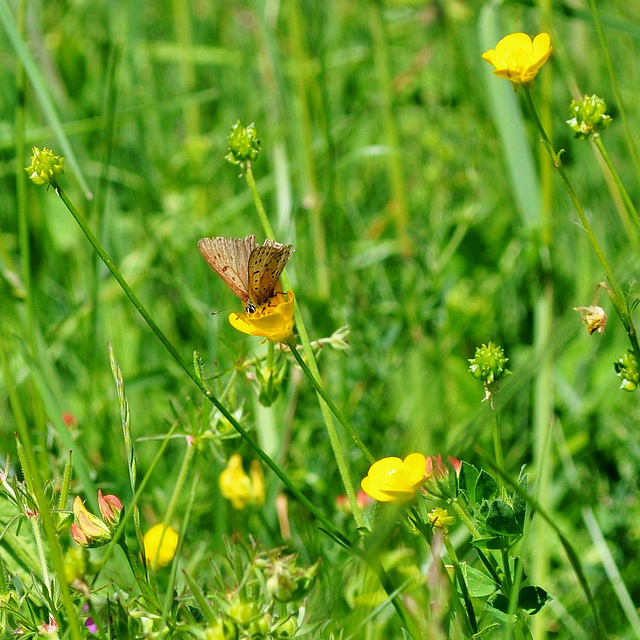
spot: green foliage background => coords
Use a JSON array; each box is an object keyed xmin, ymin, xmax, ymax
[{"xmin": 2, "ymin": 0, "xmax": 640, "ymax": 636}]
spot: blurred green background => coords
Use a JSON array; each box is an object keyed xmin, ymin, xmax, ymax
[{"xmin": 2, "ymin": 0, "xmax": 640, "ymax": 635}]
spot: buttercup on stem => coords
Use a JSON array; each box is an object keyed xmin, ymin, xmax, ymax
[{"xmin": 482, "ymin": 32, "xmax": 552, "ymax": 91}]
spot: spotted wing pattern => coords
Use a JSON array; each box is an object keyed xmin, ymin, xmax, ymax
[
  {"xmin": 197, "ymin": 235, "xmax": 257, "ymax": 303},
  {"xmin": 247, "ymin": 239, "xmax": 295, "ymax": 306}
]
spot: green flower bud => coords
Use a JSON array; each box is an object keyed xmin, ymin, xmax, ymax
[
  {"xmin": 469, "ymin": 342, "xmax": 510, "ymax": 384},
  {"xmin": 246, "ymin": 613, "xmax": 271, "ymax": 638},
  {"xmin": 25, "ymin": 147, "xmax": 65, "ymax": 185},
  {"xmin": 225, "ymin": 120, "xmax": 261, "ymax": 167},
  {"xmin": 566, "ymin": 95, "xmax": 612, "ymax": 140},
  {"xmin": 63, "ymin": 546, "xmax": 89, "ymax": 585},
  {"xmin": 614, "ymin": 350, "xmax": 639, "ymax": 391},
  {"xmin": 272, "ymin": 615, "xmax": 298, "ymax": 639},
  {"xmin": 228, "ymin": 600, "xmax": 260, "ymax": 627},
  {"xmin": 205, "ymin": 618, "xmax": 237, "ymax": 640},
  {"xmin": 265, "ymin": 557, "xmax": 319, "ymax": 603}
]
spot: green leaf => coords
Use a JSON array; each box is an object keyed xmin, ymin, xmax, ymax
[
  {"xmin": 459, "ymin": 464, "xmax": 498, "ymax": 507},
  {"xmin": 513, "ymin": 493, "xmax": 526, "ymax": 531},
  {"xmin": 470, "ymin": 536, "xmax": 500, "ymax": 549},
  {"xmin": 518, "ymin": 585, "xmax": 550, "ymax": 615},
  {"xmin": 485, "ymin": 499, "xmax": 521, "ymax": 535},
  {"xmin": 459, "ymin": 462, "xmax": 480, "ymax": 504},
  {"xmin": 489, "ymin": 593, "xmax": 510, "ymax": 615},
  {"xmin": 461, "ymin": 564, "xmax": 499, "ymax": 598},
  {"xmin": 475, "ymin": 470, "xmax": 499, "ymax": 504}
]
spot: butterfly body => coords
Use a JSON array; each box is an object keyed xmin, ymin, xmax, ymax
[{"xmin": 198, "ymin": 234, "xmax": 294, "ymax": 312}]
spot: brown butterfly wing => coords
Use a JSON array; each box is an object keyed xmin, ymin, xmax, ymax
[
  {"xmin": 248, "ymin": 240, "xmax": 295, "ymax": 306},
  {"xmin": 198, "ymin": 235, "xmax": 257, "ymax": 303}
]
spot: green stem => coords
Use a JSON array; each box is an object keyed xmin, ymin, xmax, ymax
[
  {"xmin": 443, "ymin": 534, "xmax": 478, "ymax": 634},
  {"xmin": 95, "ymin": 421, "xmax": 180, "ymax": 579},
  {"xmin": 479, "ymin": 450, "xmax": 607, "ymax": 640},
  {"xmin": 287, "ymin": 343, "xmax": 374, "ymax": 463},
  {"xmin": 245, "ymin": 165, "xmax": 274, "ymax": 240},
  {"xmin": 155, "ymin": 437, "xmax": 196, "ymax": 567},
  {"xmin": 489, "ymin": 392, "xmax": 505, "ymax": 494},
  {"xmin": 51, "ymin": 181, "xmax": 350, "ymax": 549},
  {"xmin": 118, "ymin": 537, "xmax": 150, "ymax": 594},
  {"xmin": 364, "ymin": 551, "xmax": 421, "ymax": 639},
  {"xmin": 29, "ymin": 516, "xmax": 50, "ymax": 589},
  {"xmin": 244, "ymin": 164, "xmax": 365, "ymax": 526},
  {"xmin": 0, "ymin": 340, "xmax": 82, "ymax": 639},
  {"xmin": 267, "ymin": 340, "xmax": 274, "ymax": 373},
  {"xmin": 586, "ymin": 0, "xmax": 640, "ymax": 186},
  {"xmin": 449, "ymin": 498, "xmax": 481, "ymax": 538},
  {"xmin": 501, "ymin": 543, "xmax": 512, "ymax": 592},
  {"xmin": 593, "ymin": 136, "xmax": 640, "ymax": 238},
  {"xmin": 532, "ymin": 54, "xmax": 554, "ymax": 640},
  {"xmin": 449, "ymin": 498, "xmax": 504, "ymax": 588},
  {"xmin": 14, "ymin": 0, "xmax": 49, "ymax": 478},
  {"xmin": 523, "ymin": 88, "xmax": 640, "ymax": 359}
]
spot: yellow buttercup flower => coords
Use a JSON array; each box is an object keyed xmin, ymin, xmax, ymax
[
  {"xmin": 482, "ymin": 33, "xmax": 551, "ymax": 90},
  {"xmin": 360, "ymin": 453, "xmax": 429, "ymax": 503},
  {"xmin": 143, "ymin": 524, "xmax": 179, "ymax": 568},
  {"xmin": 229, "ymin": 289, "xmax": 295, "ymax": 343},
  {"xmin": 219, "ymin": 454, "xmax": 266, "ymax": 510}
]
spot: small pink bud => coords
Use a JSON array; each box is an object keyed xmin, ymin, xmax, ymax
[{"xmin": 97, "ymin": 490, "xmax": 123, "ymax": 529}]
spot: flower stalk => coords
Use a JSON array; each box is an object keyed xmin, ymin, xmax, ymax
[
  {"xmin": 160, "ymin": 435, "xmax": 196, "ymax": 540},
  {"xmin": 287, "ymin": 341, "xmax": 374, "ymax": 463},
  {"xmin": 239, "ymin": 141, "xmax": 366, "ymax": 522},
  {"xmin": 592, "ymin": 136, "xmax": 640, "ymax": 238},
  {"xmin": 443, "ymin": 534, "xmax": 478, "ymax": 634},
  {"xmin": 522, "ymin": 88, "xmax": 640, "ymax": 360}
]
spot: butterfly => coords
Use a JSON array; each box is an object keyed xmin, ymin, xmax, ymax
[{"xmin": 198, "ymin": 234, "xmax": 294, "ymax": 313}]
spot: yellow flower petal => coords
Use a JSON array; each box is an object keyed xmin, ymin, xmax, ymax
[
  {"xmin": 403, "ymin": 452, "xmax": 430, "ymax": 487},
  {"xmin": 219, "ymin": 453, "xmax": 253, "ymax": 509},
  {"xmin": 532, "ymin": 33, "xmax": 551, "ymax": 62},
  {"xmin": 219, "ymin": 454, "xmax": 265, "ymax": 509},
  {"xmin": 482, "ymin": 32, "xmax": 551, "ymax": 88},
  {"xmin": 143, "ymin": 524, "xmax": 179, "ymax": 568},
  {"xmin": 229, "ymin": 290, "xmax": 295, "ymax": 343},
  {"xmin": 360, "ymin": 454, "xmax": 427, "ymax": 504}
]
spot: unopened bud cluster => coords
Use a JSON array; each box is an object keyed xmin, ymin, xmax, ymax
[
  {"xmin": 225, "ymin": 120, "xmax": 261, "ymax": 167},
  {"xmin": 614, "ymin": 350, "xmax": 639, "ymax": 392},
  {"xmin": 566, "ymin": 95, "xmax": 612, "ymax": 140},
  {"xmin": 469, "ymin": 342, "xmax": 510, "ymax": 385},
  {"xmin": 25, "ymin": 147, "xmax": 64, "ymax": 185},
  {"xmin": 263, "ymin": 556, "xmax": 320, "ymax": 603}
]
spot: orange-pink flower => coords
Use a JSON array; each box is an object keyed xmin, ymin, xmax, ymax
[{"xmin": 71, "ymin": 496, "xmax": 112, "ymax": 547}]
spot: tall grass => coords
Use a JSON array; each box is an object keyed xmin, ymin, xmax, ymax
[{"xmin": 1, "ymin": 0, "xmax": 640, "ymax": 637}]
